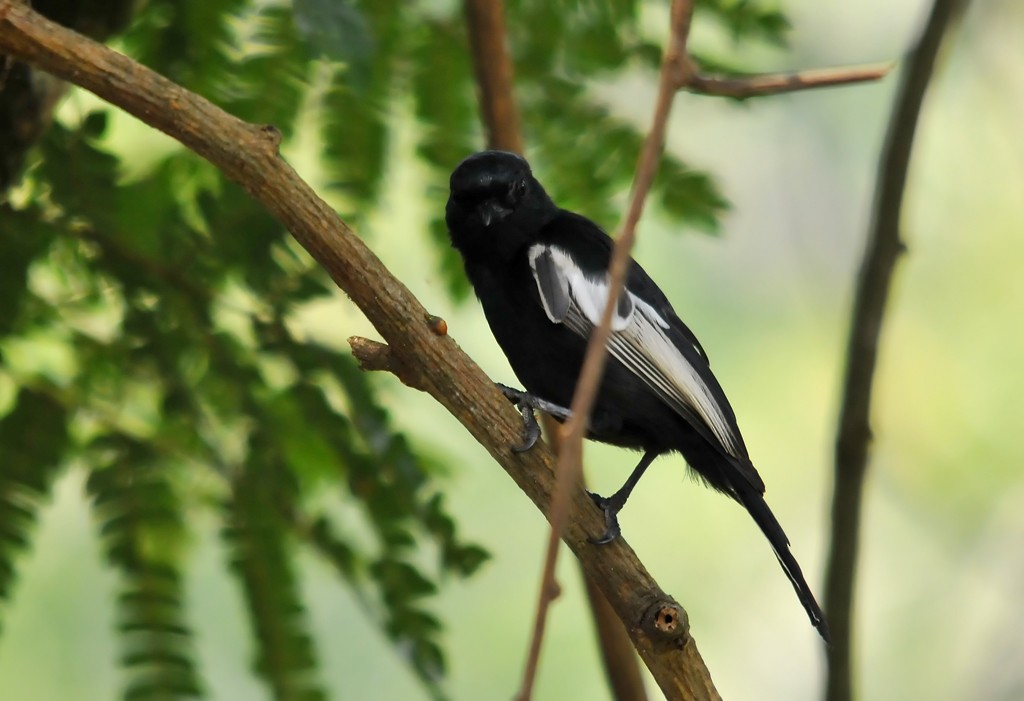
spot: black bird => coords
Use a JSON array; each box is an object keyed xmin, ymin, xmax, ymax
[{"xmin": 445, "ymin": 150, "xmax": 829, "ymax": 642}]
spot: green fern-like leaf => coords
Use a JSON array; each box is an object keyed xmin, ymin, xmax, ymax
[
  {"xmin": 0, "ymin": 389, "xmax": 69, "ymax": 630},
  {"xmin": 223, "ymin": 449, "xmax": 326, "ymax": 701},
  {"xmin": 318, "ymin": 0, "xmax": 407, "ymax": 216},
  {"xmin": 319, "ymin": 68, "xmax": 391, "ymax": 216},
  {"xmin": 122, "ymin": 0, "xmax": 250, "ymax": 99},
  {"xmin": 222, "ymin": 4, "xmax": 312, "ymax": 136},
  {"xmin": 0, "ymin": 206, "xmax": 61, "ymax": 338},
  {"xmin": 86, "ymin": 436, "xmax": 204, "ymax": 700},
  {"xmin": 125, "ymin": 1, "xmax": 310, "ymax": 136},
  {"xmin": 250, "ymin": 322, "xmax": 484, "ymax": 697},
  {"xmin": 408, "ymin": 17, "xmax": 478, "ymax": 299},
  {"xmin": 524, "ymin": 79, "xmax": 728, "ymax": 232},
  {"xmin": 510, "ymin": 0, "xmax": 647, "ymax": 79},
  {"xmin": 117, "ymin": 567, "xmax": 203, "ymax": 701},
  {"xmin": 695, "ymin": 0, "xmax": 791, "ymax": 46},
  {"xmin": 656, "ymin": 156, "xmax": 730, "ymax": 234},
  {"xmin": 293, "ymin": 0, "xmax": 375, "ymax": 90},
  {"xmin": 408, "ymin": 19, "xmax": 476, "ymax": 171}
]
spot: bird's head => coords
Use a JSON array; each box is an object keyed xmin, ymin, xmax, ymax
[{"xmin": 446, "ymin": 151, "xmax": 554, "ymax": 260}]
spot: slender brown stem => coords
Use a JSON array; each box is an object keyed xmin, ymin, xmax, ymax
[
  {"xmin": 583, "ymin": 570, "xmax": 651, "ymax": 701},
  {"xmin": 686, "ymin": 62, "xmax": 891, "ymax": 99},
  {"xmin": 516, "ymin": 2, "xmax": 699, "ymax": 700},
  {"xmin": 823, "ymin": 2, "xmax": 967, "ymax": 700},
  {"xmin": 463, "ymin": 0, "xmax": 523, "ymax": 155},
  {"xmin": 538, "ymin": 416, "xmax": 650, "ymax": 701},
  {"xmin": 461, "ymin": 4, "xmax": 651, "ymax": 697}
]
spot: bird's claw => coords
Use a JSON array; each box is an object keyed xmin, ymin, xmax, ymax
[
  {"xmin": 497, "ymin": 383, "xmax": 570, "ymax": 453},
  {"xmin": 511, "ymin": 402, "xmax": 541, "ymax": 453},
  {"xmin": 587, "ymin": 490, "xmax": 622, "ymax": 545}
]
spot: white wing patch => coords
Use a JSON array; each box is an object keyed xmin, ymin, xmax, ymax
[
  {"xmin": 529, "ymin": 246, "xmax": 641, "ymax": 331},
  {"xmin": 527, "ymin": 243, "xmax": 742, "ymax": 457}
]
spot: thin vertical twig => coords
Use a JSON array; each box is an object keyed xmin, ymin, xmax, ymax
[
  {"xmin": 462, "ymin": 3, "xmax": 652, "ymax": 697},
  {"xmin": 823, "ymin": 1, "xmax": 968, "ymax": 700},
  {"xmin": 542, "ymin": 414, "xmax": 650, "ymax": 701},
  {"xmin": 515, "ymin": 2, "xmax": 697, "ymax": 699}
]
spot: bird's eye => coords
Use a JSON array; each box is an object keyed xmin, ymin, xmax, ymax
[{"xmin": 511, "ymin": 178, "xmax": 527, "ymax": 201}]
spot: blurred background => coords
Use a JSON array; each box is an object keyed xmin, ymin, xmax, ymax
[{"xmin": 1, "ymin": 0, "xmax": 1022, "ymax": 699}]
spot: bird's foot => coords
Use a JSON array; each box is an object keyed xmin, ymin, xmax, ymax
[
  {"xmin": 587, "ymin": 491, "xmax": 624, "ymax": 545},
  {"xmin": 585, "ymin": 451, "xmax": 657, "ymax": 544},
  {"xmin": 497, "ymin": 383, "xmax": 571, "ymax": 453}
]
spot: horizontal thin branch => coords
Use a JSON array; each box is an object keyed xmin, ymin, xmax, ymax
[{"xmin": 686, "ymin": 62, "xmax": 891, "ymax": 98}]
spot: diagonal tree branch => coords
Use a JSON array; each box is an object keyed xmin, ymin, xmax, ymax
[
  {"xmin": 0, "ymin": 2, "xmax": 716, "ymax": 698},
  {"xmin": 348, "ymin": 340, "xmax": 716, "ymax": 701},
  {"xmin": 823, "ymin": 1, "xmax": 969, "ymax": 700}
]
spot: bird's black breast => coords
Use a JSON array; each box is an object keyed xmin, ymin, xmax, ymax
[{"xmin": 465, "ymin": 253, "xmax": 583, "ymax": 405}]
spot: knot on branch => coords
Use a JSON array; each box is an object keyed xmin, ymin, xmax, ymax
[
  {"xmin": 426, "ymin": 314, "xmax": 448, "ymax": 336},
  {"xmin": 639, "ymin": 598, "xmax": 690, "ymax": 650},
  {"xmin": 348, "ymin": 336, "xmax": 428, "ymax": 392},
  {"xmin": 258, "ymin": 124, "xmax": 282, "ymax": 152}
]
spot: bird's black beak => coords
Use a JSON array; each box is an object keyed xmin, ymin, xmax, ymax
[{"xmin": 479, "ymin": 199, "xmax": 512, "ymax": 227}]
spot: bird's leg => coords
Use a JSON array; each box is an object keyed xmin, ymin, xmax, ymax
[
  {"xmin": 496, "ymin": 383, "xmax": 572, "ymax": 452},
  {"xmin": 588, "ymin": 450, "xmax": 659, "ymax": 545}
]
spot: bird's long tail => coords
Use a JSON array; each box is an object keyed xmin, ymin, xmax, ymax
[{"xmin": 738, "ymin": 488, "xmax": 831, "ymax": 643}]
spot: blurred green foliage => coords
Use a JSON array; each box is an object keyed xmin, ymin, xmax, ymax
[{"xmin": 0, "ymin": 0, "xmax": 787, "ymax": 699}]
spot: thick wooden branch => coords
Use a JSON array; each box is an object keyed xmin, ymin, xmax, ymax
[
  {"xmin": 823, "ymin": 1, "xmax": 968, "ymax": 700},
  {"xmin": 350, "ymin": 339, "xmax": 717, "ymax": 701},
  {"xmin": 0, "ymin": 2, "xmax": 715, "ymax": 698}
]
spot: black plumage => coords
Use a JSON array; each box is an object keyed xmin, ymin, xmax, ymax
[{"xmin": 445, "ymin": 150, "xmax": 829, "ymax": 642}]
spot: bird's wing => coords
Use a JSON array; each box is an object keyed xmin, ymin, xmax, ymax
[{"xmin": 528, "ymin": 243, "xmax": 745, "ymax": 461}]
